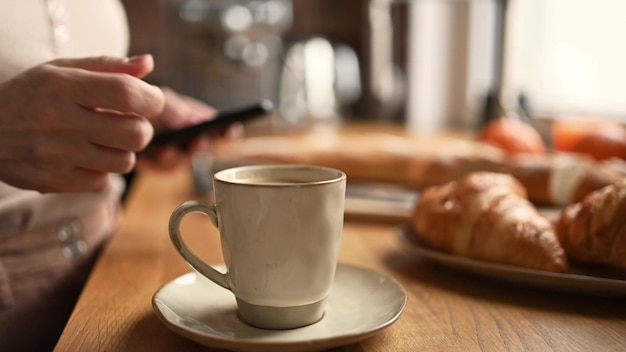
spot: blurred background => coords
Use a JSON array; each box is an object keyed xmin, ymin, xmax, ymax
[{"xmin": 121, "ymin": 0, "xmax": 626, "ymax": 133}]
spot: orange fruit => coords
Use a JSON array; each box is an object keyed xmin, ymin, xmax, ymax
[
  {"xmin": 479, "ymin": 118, "xmax": 546, "ymax": 155},
  {"xmin": 569, "ymin": 124, "xmax": 626, "ymax": 160},
  {"xmin": 551, "ymin": 118, "xmax": 620, "ymax": 152}
]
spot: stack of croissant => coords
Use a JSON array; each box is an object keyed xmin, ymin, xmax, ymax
[{"xmin": 410, "ymin": 172, "xmax": 626, "ymax": 272}]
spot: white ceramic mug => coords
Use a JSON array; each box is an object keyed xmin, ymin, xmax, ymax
[{"xmin": 169, "ymin": 164, "xmax": 347, "ymax": 329}]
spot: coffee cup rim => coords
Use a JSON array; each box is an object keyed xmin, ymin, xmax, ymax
[{"xmin": 213, "ymin": 164, "xmax": 346, "ymax": 186}]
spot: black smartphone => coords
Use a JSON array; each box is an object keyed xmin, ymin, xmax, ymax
[{"xmin": 146, "ymin": 99, "xmax": 274, "ymax": 151}]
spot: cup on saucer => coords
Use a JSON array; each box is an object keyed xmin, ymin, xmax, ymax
[{"xmin": 168, "ymin": 164, "xmax": 347, "ymax": 329}]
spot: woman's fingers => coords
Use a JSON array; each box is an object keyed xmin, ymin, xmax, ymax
[
  {"xmin": 0, "ymin": 56, "xmax": 167, "ymax": 193},
  {"xmin": 74, "ymin": 144, "xmax": 137, "ymax": 175},
  {"xmin": 78, "ymin": 108, "xmax": 154, "ymax": 152},
  {"xmin": 70, "ymin": 70, "xmax": 164, "ymax": 117},
  {"xmin": 50, "ymin": 54, "xmax": 155, "ymax": 79},
  {"xmin": 45, "ymin": 55, "xmax": 165, "ymax": 117}
]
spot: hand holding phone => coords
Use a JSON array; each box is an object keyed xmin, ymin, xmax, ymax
[{"xmin": 145, "ymin": 99, "xmax": 273, "ymax": 152}]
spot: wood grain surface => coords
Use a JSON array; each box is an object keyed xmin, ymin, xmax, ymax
[{"xmin": 55, "ymin": 167, "xmax": 626, "ymax": 352}]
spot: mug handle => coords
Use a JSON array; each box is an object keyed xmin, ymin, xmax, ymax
[{"xmin": 168, "ymin": 200, "xmax": 230, "ymax": 290}]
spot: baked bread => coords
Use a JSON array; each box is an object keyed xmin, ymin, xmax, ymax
[
  {"xmin": 210, "ymin": 129, "xmax": 626, "ymax": 206},
  {"xmin": 506, "ymin": 153, "xmax": 626, "ymax": 206},
  {"xmin": 554, "ymin": 177, "xmax": 626, "ymax": 269},
  {"xmin": 411, "ymin": 172, "xmax": 568, "ymax": 272},
  {"xmin": 210, "ymin": 131, "xmax": 507, "ymax": 186}
]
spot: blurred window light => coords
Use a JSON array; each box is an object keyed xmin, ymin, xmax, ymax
[
  {"xmin": 242, "ymin": 41, "xmax": 269, "ymax": 67},
  {"xmin": 506, "ymin": 0, "xmax": 626, "ymax": 120},
  {"xmin": 221, "ymin": 4, "xmax": 253, "ymax": 32},
  {"xmin": 224, "ymin": 34, "xmax": 249, "ymax": 61},
  {"xmin": 251, "ymin": 0, "xmax": 288, "ymax": 25}
]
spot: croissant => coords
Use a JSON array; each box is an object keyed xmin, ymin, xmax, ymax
[
  {"xmin": 410, "ymin": 172, "xmax": 568, "ymax": 272},
  {"xmin": 554, "ymin": 177, "xmax": 626, "ymax": 269}
]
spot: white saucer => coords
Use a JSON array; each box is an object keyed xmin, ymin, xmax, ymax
[{"xmin": 152, "ymin": 263, "xmax": 407, "ymax": 352}]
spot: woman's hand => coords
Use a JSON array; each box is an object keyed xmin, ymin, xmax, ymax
[
  {"xmin": 0, "ymin": 55, "xmax": 164, "ymax": 193},
  {"xmin": 137, "ymin": 87, "xmax": 242, "ymax": 172}
]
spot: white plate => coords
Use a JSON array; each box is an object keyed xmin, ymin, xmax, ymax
[
  {"xmin": 152, "ymin": 263, "xmax": 407, "ymax": 352},
  {"xmin": 398, "ymin": 226, "xmax": 626, "ymax": 297},
  {"xmin": 344, "ymin": 183, "xmax": 417, "ymax": 221}
]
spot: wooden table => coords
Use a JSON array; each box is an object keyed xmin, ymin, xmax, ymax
[{"xmin": 55, "ymin": 167, "xmax": 626, "ymax": 352}]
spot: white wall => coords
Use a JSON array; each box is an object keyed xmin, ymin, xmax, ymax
[{"xmin": 505, "ymin": 0, "xmax": 626, "ymax": 120}]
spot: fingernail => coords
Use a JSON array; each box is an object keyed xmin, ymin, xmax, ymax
[{"xmin": 127, "ymin": 54, "xmax": 151, "ymax": 64}]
